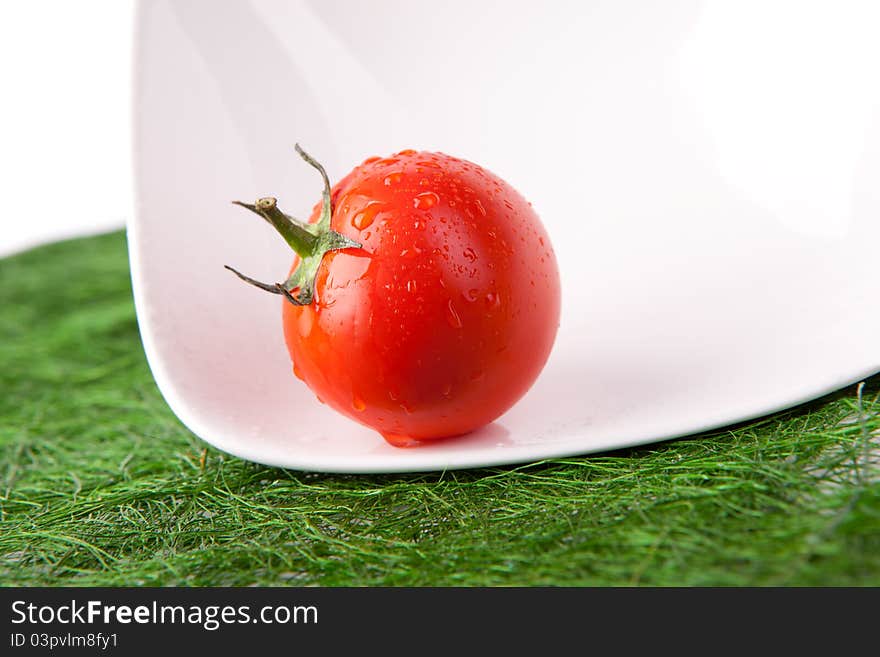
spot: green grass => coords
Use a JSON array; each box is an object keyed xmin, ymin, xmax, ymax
[{"xmin": 1, "ymin": 231, "xmax": 878, "ymax": 586}]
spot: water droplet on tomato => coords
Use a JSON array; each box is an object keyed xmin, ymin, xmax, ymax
[
  {"xmin": 292, "ymin": 362, "xmax": 304, "ymax": 381},
  {"xmin": 384, "ymin": 171, "xmax": 403, "ymax": 186},
  {"xmin": 485, "ymin": 292, "xmax": 502, "ymax": 312},
  {"xmin": 413, "ymin": 191, "xmax": 439, "ymax": 209},
  {"xmin": 299, "ymin": 307, "xmax": 315, "ymax": 337},
  {"xmin": 442, "ymin": 382, "xmax": 453, "ymax": 398},
  {"xmin": 470, "ymin": 369, "xmax": 484, "ymax": 381},
  {"xmin": 463, "ymin": 247, "xmax": 477, "ymax": 263},
  {"xmin": 352, "ymin": 395, "xmax": 366, "ymax": 412},
  {"xmin": 382, "ymin": 432, "xmax": 421, "ymax": 448},
  {"xmin": 406, "ymin": 279, "xmax": 418, "ymax": 293},
  {"xmin": 445, "ymin": 299, "xmax": 462, "ymax": 328},
  {"xmin": 474, "ymin": 199, "xmax": 487, "ymax": 216},
  {"xmin": 397, "ymin": 149, "xmax": 416, "ymax": 156},
  {"xmin": 351, "ymin": 201, "xmax": 383, "ymax": 230},
  {"xmin": 362, "ymin": 156, "xmax": 381, "ymax": 165},
  {"xmin": 463, "ymin": 288, "xmax": 479, "ymax": 302}
]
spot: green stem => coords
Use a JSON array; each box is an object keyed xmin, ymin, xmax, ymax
[
  {"xmin": 231, "ymin": 198, "xmax": 317, "ymax": 258},
  {"xmin": 226, "ymin": 144, "xmax": 362, "ymax": 306},
  {"xmin": 295, "ymin": 143, "xmax": 333, "ymax": 230}
]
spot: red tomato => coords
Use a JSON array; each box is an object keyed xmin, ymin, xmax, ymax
[{"xmin": 231, "ymin": 148, "xmax": 560, "ymax": 447}]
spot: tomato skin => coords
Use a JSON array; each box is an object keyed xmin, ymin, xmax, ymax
[{"xmin": 282, "ymin": 150, "xmax": 560, "ymax": 444}]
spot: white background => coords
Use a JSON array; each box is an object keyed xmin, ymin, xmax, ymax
[{"xmin": 0, "ymin": 0, "xmax": 134, "ymax": 257}]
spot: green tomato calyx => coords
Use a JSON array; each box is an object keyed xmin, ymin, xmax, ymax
[{"xmin": 225, "ymin": 144, "xmax": 361, "ymax": 306}]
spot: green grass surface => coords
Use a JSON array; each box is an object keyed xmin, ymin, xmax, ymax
[{"xmin": 1, "ymin": 231, "xmax": 878, "ymax": 586}]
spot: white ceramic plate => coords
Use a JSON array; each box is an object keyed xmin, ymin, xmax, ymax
[{"xmin": 130, "ymin": 0, "xmax": 880, "ymax": 473}]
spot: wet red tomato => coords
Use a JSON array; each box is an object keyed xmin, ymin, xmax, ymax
[{"xmin": 229, "ymin": 146, "xmax": 560, "ymax": 447}]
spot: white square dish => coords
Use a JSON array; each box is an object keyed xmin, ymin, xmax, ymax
[{"xmin": 129, "ymin": 0, "xmax": 880, "ymax": 472}]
